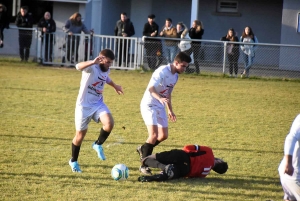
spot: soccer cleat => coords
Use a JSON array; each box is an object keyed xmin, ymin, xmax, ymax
[
  {"xmin": 138, "ymin": 172, "xmax": 168, "ymax": 182},
  {"xmin": 164, "ymin": 164, "xmax": 175, "ymax": 179},
  {"xmin": 136, "ymin": 146, "xmax": 143, "ymax": 161},
  {"xmin": 69, "ymin": 159, "xmax": 82, "ymax": 173},
  {"xmin": 92, "ymin": 142, "xmax": 106, "ymax": 160},
  {"xmin": 139, "ymin": 165, "xmax": 152, "ymax": 175}
]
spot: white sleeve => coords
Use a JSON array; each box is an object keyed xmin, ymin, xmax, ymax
[{"xmin": 284, "ymin": 114, "xmax": 300, "ymax": 155}]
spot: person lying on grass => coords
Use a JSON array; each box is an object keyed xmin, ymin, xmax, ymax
[{"xmin": 138, "ymin": 144, "xmax": 228, "ymax": 182}]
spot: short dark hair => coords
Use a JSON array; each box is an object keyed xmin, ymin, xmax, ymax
[
  {"xmin": 166, "ymin": 18, "xmax": 172, "ymax": 23},
  {"xmin": 21, "ymin": 6, "xmax": 29, "ymax": 11},
  {"xmin": 174, "ymin": 52, "xmax": 192, "ymax": 63},
  {"xmin": 100, "ymin": 49, "xmax": 115, "ymax": 60},
  {"xmin": 212, "ymin": 161, "xmax": 228, "ymax": 174},
  {"xmin": 121, "ymin": 12, "xmax": 127, "ymax": 16}
]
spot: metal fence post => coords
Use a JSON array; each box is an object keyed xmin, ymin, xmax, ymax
[{"xmin": 222, "ymin": 41, "xmax": 227, "ymax": 74}]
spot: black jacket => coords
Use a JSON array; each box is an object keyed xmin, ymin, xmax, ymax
[
  {"xmin": 142, "ymin": 21, "xmax": 159, "ymax": 40},
  {"xmin": 15, "ymin": 11, "xmax": 33, "ymax": 36},
  {"xmin": 37, "ymin": 17, "xmax": 56, "ymax": 35},
  {"xmin": 189, "ymin": 28, "xmax": 204, "ymax": 44},
  {"xmin": 0, "ymin": 10, "xmax": 10, "ymax": 28},
  {"xmin": 114, "ymin": 18, "xmax": 135, "ymax": 37}
]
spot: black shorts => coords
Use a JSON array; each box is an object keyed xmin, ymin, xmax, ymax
[{"xmin": 156, "ymin": 149, "xmax": 190, "ymax": 178}]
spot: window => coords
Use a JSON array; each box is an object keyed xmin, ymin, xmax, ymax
[{"xmin": 217, "ymin": 0, "xmax": 238, "ymax": 13}]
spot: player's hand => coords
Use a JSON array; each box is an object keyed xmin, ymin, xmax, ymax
[
  {"xmin": 159, "ymin": 97, "xmax": 169, "ymax": 105},
  {"xmin": 284, "ymin": 163, "xmax": 294, "ymax": 176},
  {"xmin": 168, "ymin": 111, "xmax": 176, "ymax": 122},
  {"xmin": 93, "ymin": 55, "xmax": 104, "ymax": 65},
  {"xmin": 114, "ymin": 85, "xmax": 124, "ymax": 95}
]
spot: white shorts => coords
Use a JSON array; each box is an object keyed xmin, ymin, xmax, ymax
[
  {"xmin": 140, "ymin": 105, "xmax": 168, "ymax": 127},
  {"xmin": 75, "ymin": 103, "xmax": 110, "ymax": 131},
  {"xmin": 279, "ymin": 173, "xmax": 300, "ymax": 201}
]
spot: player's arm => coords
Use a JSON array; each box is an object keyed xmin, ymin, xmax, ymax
[
  {"xmin": 149, "ymin": 86, "xmax": 169, "ymax": 105},
  {"xmin": 107, "ymin": 79, "xmax": 123, "ymax": 95},
  {"xmin": 283, "ymin": 115, "xmax": 300, "ymax": 175},
  {"xmin": 75, "ymin": 56, "xmax": 103, "ymax": 71},
  {"xmin": 166, "ymin": 94, "xmax": 176, "ymax": 122}
]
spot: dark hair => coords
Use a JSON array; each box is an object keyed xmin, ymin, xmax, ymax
[
  {"xmin": 242, "ymin": 26, "xmax": 254, "ymax": 39},
  {"xmin": 21, "ymin": 6, "xmax": 29, "ymax": 11},
  {"xmin": 121, "ymin": 12, "xmax": 127, "ymax": 16},
  {"xmin": 166, "ymin": 18, "xmax": 172, "ymax": 23},
  {"xmin": 100, "ymin": 49, "xmax": 115, "ymax": 60},
  {"xmin": 174, "ymin": 52, "xmax": 192, "ymax": 63},
  {"xmin": 212, "ymin": 161, "xmax": 228, "ymax": 174},
  {"xmin": 148, "ymin": 14, "xmax": 155, "ymax": 19}
]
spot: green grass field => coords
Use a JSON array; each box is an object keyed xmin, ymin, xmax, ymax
[{"xmin": 1, "ymin": 61, "xmax": 300, "ymax": 201}]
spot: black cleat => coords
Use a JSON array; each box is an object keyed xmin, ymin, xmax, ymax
[{"xmin": 136, "ymin": 146, "xmax": 143, "ymax": 161}]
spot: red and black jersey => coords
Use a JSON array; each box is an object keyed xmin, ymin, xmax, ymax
[{"xmin": 183, "ymin": 145, "xmax": 215, "ymax": 178}]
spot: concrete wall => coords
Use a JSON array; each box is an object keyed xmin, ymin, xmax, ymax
[{"xmin": 279, "ymin": 0, "xmax": 300, "ymax": 71}]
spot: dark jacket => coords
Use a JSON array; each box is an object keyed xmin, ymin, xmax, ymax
[
  {"xmin": 37, "ymin": 17, "xmax": 56, "ymax": 35},
  {"xmin": 189, "ymin": 28, "xmax": 204, "ymax": 44},
  {"xmin": 143, "ymin": 21, "xmax": 159, "ymax": 40},
  {"xmin": 0, "ymin": 10, "xmax": 10, "ymax": 29},
  {"xmin": 15, "ymin": 11, "xmax": 33, "ymax": 35},
  {"xmin": 221, "ymin": 35, "xmax": 240, "ymax": 56},
  {"xmin": 114, "ymin": 18, "xmax": 135, "ymax": 37}
]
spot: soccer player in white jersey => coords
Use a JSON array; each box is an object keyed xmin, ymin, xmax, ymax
[
  {"xmin": 137, "ymin": 52, "xmax": 191, "ymax": 175},
  {"xmin": 278, "ymin": 114, "xmax": 300, "ymax": 200},
  {"xmin": 69, "ymin": 49, "xmax": 124, "ymax": 173}
]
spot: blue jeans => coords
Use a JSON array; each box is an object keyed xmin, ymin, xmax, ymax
[
  {"xmin": 163, "ymin": 45, "xmax": 177, "ymax": 64},
  {"xmin": 243, "ymin": 53, "xmax": 254, "ymax": 76}
]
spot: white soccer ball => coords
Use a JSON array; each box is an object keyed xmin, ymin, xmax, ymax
[{"xmin": 111, "ymin": 164, "xmax": 129, "ymax": 181}]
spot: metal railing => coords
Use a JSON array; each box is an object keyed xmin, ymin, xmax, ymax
[{"xmin": 1, "ymin": 28, "xmax": 300, "ymax": 79}]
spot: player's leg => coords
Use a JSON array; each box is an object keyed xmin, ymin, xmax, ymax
[
  {"xmin": 92, "ymin": 104, "xmax": 113, "ymax": 160},
  {"xmin": 280, "ymin": 175, "xmax": 298, "ymax": 201},
  {"xmin": 69, "ymin": 106, "xmax": 93, "ymax": 173}
]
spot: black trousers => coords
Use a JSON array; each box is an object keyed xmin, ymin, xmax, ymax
[
  {"xmin": 18, "ymin": 31, "xmax": 32, "ymax": 61},
  {"xmin": 144, "ymin": 40, "xmax": 163, "ymax": 70},
  {"xmin": 42, "ymin": 34, "xmax": 54, "ymax": 61},
  {"xmin": 67, "ymin": 35, "xmax": 80, "ymax": 62},
  {"xmin": 117, "ymin": 39, "xmax": 130, "ymax": 67},
  {"xmin": 156, "ymin": 149, "xmax": 190, "ymax": 178},
  {"xmin": 227, "ymin": 53, "xmax": 239, "ymax": 75}
]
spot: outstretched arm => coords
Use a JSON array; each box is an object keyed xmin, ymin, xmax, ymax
[{"xmin": 107, "ymin": 80, "xmax": 124, "ymax": 95}]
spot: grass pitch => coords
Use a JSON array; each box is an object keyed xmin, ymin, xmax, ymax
[{"xmin": 0, "ymin": 61, "xmax": 300, "ymax": 200}]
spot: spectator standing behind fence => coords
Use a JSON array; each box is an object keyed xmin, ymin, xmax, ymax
[
  {"xmin": 221, "ymin": 28, "xmax": 240, "ymax": 78},
  {"xmin": 15, "ymin": 6, "xmax": 33, "ymax": 62},
  {"xmin": 64, "ymin": 12, "xmax": 92, "ymax": 64},
  {"xmin": 114, "ymin": 12, "xmax": 135, "ymax": 67},
  {"xmin": 176, "ymin": 22, "xmax": 191, "ymax": 54},
  {"xmin": 188, "ymin": 20, "xmax": 204, "ymax": 74},
  {"xmin": 240, "ymin": 26, "xmax": 258, "ymax": 78},
  {"xmin": 278, "ymin": 114, "xmax": 300, "ymax": 201},
  {"xmin": 37, "ymin": 12, "xmax": 56, "ymax": 62},
  {"xmin": 159, "ymin": 18, "xmax": 177, "ymax": 64},
  {"xmin": 142, "ymin": 14, "xmax": 162, "ymax": 70},
  {"xmin": 0, "ymin": 3, "xmax": 10, "ymax": 48}
]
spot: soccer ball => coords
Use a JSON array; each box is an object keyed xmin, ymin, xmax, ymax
[{"xmin": 111, "ymin": 164, "xmax": 129, "ymax": 181}]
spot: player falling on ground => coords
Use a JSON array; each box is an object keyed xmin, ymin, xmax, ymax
[
  {"xmin": 137, "ymin": 52, "xmax": 192, "ymax": 175},
  {"xmin": 69, "ymin": 49, "xmax": 123, "ymax": 173},
  {"xmin": 138, "ymin": 144, "xmax": 228, "ymax": 182}
]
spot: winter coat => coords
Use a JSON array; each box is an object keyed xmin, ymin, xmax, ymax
[
  {"xmin": 37, "ymin": 17, "xmax": 56, "ymax": 35},
  {"xmin": 114, "ymin": 18, "xmax": 135, "ymax": 37}
]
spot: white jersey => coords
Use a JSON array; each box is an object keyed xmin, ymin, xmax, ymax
[
  {"xmin": 279, "ymin": 114, "xmax": 300, "ymax": 180},
  {"xmin": 140, "ymin": 64, "xmax": 178, "ymax": 109},
  {"xmin": 75, "ymin": 64, "xmax": 111, "ymax": 107}
]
